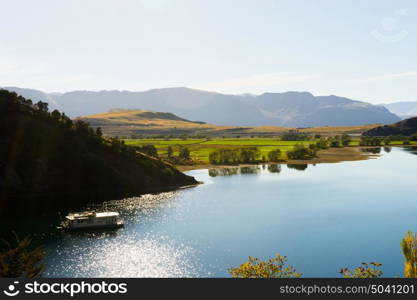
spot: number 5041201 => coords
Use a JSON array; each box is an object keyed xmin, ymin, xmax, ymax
[{"xmin": 370, "ymin": 285, "xmax": 414, "ymax": 294}]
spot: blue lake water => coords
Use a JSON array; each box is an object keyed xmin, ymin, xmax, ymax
[{"xmin": 43, "ymin": 146, "xmax": 417, "ymax": 277}]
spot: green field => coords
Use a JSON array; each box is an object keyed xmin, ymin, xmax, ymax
[
  {"xmin": 349, "ymin": 140, "xmax": 417, "ymax": 146},
  {"xmin": 124, "ymin": 138, "xmax": 417, "ymax": 163},
  {"xmin": 124, "ymin": 138, "xmax": 317, "ymax": 162}
]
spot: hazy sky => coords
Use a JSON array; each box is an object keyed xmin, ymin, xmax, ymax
[{"xmin": 1, "ymin": 0, "xmax": 417, "ymax": 103}]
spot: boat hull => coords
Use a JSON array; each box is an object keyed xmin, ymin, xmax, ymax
[{"xmin": 59, "ymin": 222, "xmax": 124, "ymax": 232}]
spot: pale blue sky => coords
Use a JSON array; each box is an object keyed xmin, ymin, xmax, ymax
[{"xmin": 1, "ymin": 0, "xmax": 416, "ymax": 103}]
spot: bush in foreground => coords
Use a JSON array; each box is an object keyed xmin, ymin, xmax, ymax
[
  {"xmin": 229, "ymin": 254, "xmax": 302, "ymax": 278},
  {"xmin": 401, "ymin": 231, "xmax": 417, "ymax": 278},
  {"xmin": 339, "ymin": 262, "xmax": 383, "ymax": 278},
  {"xmin": 230, "ymin": 254, "xmax": 383, "ymax": 278},
  {"xmin": 0, "ymin": 234, "xmax": 44, "ymax": 278}
]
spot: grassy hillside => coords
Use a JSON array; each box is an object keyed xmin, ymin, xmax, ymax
[
  {"xmin": 363, "ymin": 116, "xmax": 417, "ymax": 136},
  {"xmin": 80, "ymin": 109, "xmax": 379, "ymax": 137},
  {"xmin": 80, "ymin": 109, "xmax": 231, "ymax": 136},
  {"xmin": 0, "ymin": 90, "xmax": 197, "ymax": 218}
]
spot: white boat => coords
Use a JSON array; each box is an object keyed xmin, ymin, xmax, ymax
[{"xmin": 60, "ymin": 211, "xmax": 124, "ymax": 231}]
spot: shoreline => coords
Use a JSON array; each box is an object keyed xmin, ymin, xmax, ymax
[{"xmin": 176, "ymin": 145, "xmax": 396, "ymax": 172}]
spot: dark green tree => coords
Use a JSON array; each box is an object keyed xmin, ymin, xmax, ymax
[
  {"xmin": 95, "ymin": 127, "xmax": 103, "ymax": 137},
  {"xmin": 167, "ymin": 146, "xmax": 174, "ymax": 159},
  {"xmin": 330, "ymin": 139, "xmax": 341, "ymax": 148},
  {"xmin": 341, "ymin": 134, "xmax": 351, "ymax": 146},
  {"xmin": 179, "ymin": 147, "xmax": 191, "ymax": 161},
  {"xmin": 267, "ymin": 149, "xmax": 282, "ymax": 162},
  {"xmin": 135, "ymin": 145, "xmax": 158, "ymax": 157},
  {"xmin": 287, "ymin": 144, "xmax": 316, "ymax": 160}
]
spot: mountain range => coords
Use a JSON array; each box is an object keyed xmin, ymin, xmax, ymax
[
  {"xmin": 2, "ymin": 86, "xmax": 401, "ymax": 127},
  {"xmin": 383, "ymin": 102, "xmax": 417, "ymax": 120}
]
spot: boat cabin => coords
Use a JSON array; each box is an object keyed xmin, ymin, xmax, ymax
[{"xmin": 65, "ymin": 211, "xmax": 123, "ymax": 230}]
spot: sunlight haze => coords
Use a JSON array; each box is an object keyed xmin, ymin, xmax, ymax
[{"xmin": 1, "ymin": 0, "xmax": 416, "ymax": 103}]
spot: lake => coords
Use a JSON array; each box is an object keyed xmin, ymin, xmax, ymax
[{"xmin": 37, "ymin": 146, "xmax": 417, "ymax": 277}]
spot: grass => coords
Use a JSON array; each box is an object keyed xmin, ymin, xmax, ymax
[
  {"xmin": 124, "ymin": 137, "xmax": 417, "ymax": 164},
  {"xmin": 124, "ymin": 138, "xmax": 317, "ymax": 163},
  {"xmin": 349, "ymin": 140, "xmax": 417, "ymax": 146}
]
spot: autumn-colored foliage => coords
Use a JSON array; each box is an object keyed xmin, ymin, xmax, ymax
[
  {"xmin": 339, "ymin": 262, "xmax": 383, "ymax": 278},
  {"xmin": 401, "ymin": 231, "xmax": 417, "ymax": 278},
  {"xmin": 229, "ymin": 254, "xmax": 302, "ymax": 278}
]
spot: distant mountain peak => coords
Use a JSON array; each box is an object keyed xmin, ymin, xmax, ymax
[
  {"xmin": 383, "ymin": 101, "xmax": 417, "ymax": 119},
  {"xmin": 3, "ymin": 86, "xmax": 401, "ymax": 127}
]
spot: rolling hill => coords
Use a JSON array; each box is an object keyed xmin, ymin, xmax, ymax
[
  {"xmin": 79, "ymin": 109, "xmax": 235, "ymax": 136},
  {"xmin": 79, "ymin": 109, "xmax": 379, "ymax": 137},
  {"xmin": 363, "ymin": 116, "xmax": 417, "ymax": 136},
  {"xmin": 3, "ymin": 86, "xmax": 400, "ymax": 127}
]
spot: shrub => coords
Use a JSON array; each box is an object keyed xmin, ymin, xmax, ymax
[
  {"xmin": 209, "ymin": 147, "xmax": 260, "ymax": 165},
  {"xmin": 341, "ymin": 134, "xmax": 351, "ymax": 146},
  {"xmin": 135, "ymin": 144, "xmax": 158, "ymax": 157},
  {"xmin": 229, "ymin": 254, "xmax": 302, "ymax": 278},
  {"xmin": 401, "ymin": 231, "xmax": 417, "ymax": 278},
  {"xmin": 340, "ymin": 262, "xmax": 383, "ymax": 278},
  {"xmin": 178, "ymin": 147, "xmax": 191, "ymax": 161},
  {"xmin": 315, "ymin": 139, "xmax": 329, "ymax": 149},
  {"xmin": 281, "ymin": 133, "xmax": 310, "ymax": 141},
  {"xmin": 0, "ymin": 234, "xmax": 45, "ymax": 278},
  {"xmin": 359, "ymin": 137, "xmax": 383, "ymax": 146},
  {"xmin": 267, "ymin": 149, "xmax": 282, "ymax": 162},
  {"xmin": 286, "ymin": 144, "xmax": 316, "ymax": 160},
  {"xmin": 330, "ymin": 139, "xmax": 341, "ymax": 148},
  {"xmin": 167, "ymin": 146, "xmax": 173, "ymax": 159}
]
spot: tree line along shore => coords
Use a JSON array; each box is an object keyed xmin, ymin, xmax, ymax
[{"xmin": 123, "ymin": 133, "xmax": 417, "ymax": 169}]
